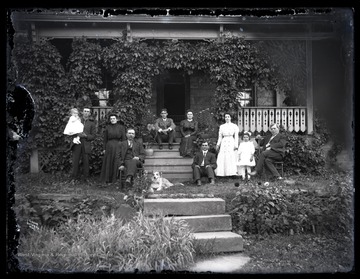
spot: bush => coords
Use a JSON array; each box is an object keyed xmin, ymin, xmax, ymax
[
  {"xmin": 283, "ymin": 131, "xmax": 326, "ymax": 175},
  {"xmin": 228, "ymin": 178, "xmax": 354, "ymax": 236},
  {"xmin": 17, "ymin": 211, "xmax": 195, "ymax": 273}
]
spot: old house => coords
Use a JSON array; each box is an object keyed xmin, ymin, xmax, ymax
[{"xmin": 9, "ymin": 8, "xmax": 353, "ymax": 176}]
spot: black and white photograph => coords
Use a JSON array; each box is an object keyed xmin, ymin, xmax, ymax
[{"xmin": 6, "ymin": 6, "xmax": 355, "ymax": 275}]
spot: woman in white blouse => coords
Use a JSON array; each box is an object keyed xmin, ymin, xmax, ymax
[{"xmin": 215, "ymin": 112, "xmax": 239, "ymax": 177}]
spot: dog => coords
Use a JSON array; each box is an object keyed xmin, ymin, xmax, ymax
[{"xmin": 149, "ymin": 171, "xmax": 184, "ymax": 192}]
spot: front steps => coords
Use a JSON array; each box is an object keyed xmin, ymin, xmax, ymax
[
  {"xmin": 143, "ymin": 197, "xmax": 243, "ymax": 253},
  {"xmin": 143, "ymin": 142, "xmax": 193, "ymax": 180}
]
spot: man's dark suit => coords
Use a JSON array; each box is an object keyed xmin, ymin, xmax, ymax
[
  {"xmin": 255, "ymin": 132, "xmax": 287, "ymax": 177},
  {"xmin": 192, "ymin": 150, "xmax": 217, "ymax": 182},
  {"xmin": 71, "ymin": 116, "xmax": 96, "ymax": 179},
  {"xmin": 117, "ymin": 140, "xmax": 145, "ymax": 178}
]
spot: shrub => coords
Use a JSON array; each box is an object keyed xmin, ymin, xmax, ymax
[
  {"xmin": 228, "ymin": 177, "xmax": 354, "ymax": 236},
  {"xmin": 283, "ymin": 131, "xmax": 326, "ymax": 175},
  {"xmin": 17, "ymin": 211, "xmax": 195, "ymax": 273}
]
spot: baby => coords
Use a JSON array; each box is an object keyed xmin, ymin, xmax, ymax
[{"xmin": 63, "ymin": 108, "xmax": 84, "ymax": 144}]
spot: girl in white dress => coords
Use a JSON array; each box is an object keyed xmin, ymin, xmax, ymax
[
  {"xmin": 63, "ymin": 108, "xmax": 83, "ymax": 144},
  {"xmin": 215, "ymin": 113, "xmax": 239, "ymax": 176},
  {"xmin": 237, "ymin": 131, "xmax": 256, "ymax": 180}
]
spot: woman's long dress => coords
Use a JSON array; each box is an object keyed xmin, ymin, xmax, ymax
[
  {"xmin": 100, "ymin": 123, "xmax": 126, "ymax": 183},
  {"xmin": 215, "ymin": 122, "xmax": 239, "ymax": 176},
  {"xmin": 179, "ymin": 119, "xmax": 198, "ymax": 157}
]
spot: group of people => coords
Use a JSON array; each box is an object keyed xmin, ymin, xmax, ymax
[
  {"xmin": 191, "ymin": 113, "xmax": 287, "ymax": 186},
  {"xmin": 63, "ymin": 106, "xmax": 144, "ymax": 187},
  {"xmin": 63, "ymin": 107, "xmax": 286, "ymax": 187}
]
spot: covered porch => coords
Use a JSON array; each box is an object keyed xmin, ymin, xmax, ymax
[{"xmin": 238, "ymin": 106, "xmax": 308, "ymax": 134}]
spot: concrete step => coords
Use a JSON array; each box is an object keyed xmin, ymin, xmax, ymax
[
  {"xmin": 193, "ymin": 231, "xmax": 244, "ymax": 253},
  {"xmin": 165, "ymin": 214, "xmax": 232, "ymax": 233},
  {"xmin": 143, "ymin": 198, "xmax": 225, "ymax": 216}
]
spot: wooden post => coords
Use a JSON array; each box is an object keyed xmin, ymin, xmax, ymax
[
  {"xmin": 30, "ymin": 149, "xmax": 39, "ymax": 173},
  {"xmin": 127, "ymin": 23, "xmax": 132, "ymax": 42},
  {"xmin": 306, "ymin": 25, "xmax": 314, "ymax": 134}
]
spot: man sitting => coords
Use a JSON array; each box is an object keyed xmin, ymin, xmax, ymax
[
  {"xmin": 154, "ymin": 108, "xmax": 176, "ymax": 150},
  {"xmin": 250, "ymin": 123, "xmax": 286, "ymax": 180},
  {"xmin": 117, "ymin": 128, "xmax": 145, "ymax": 187},
  {"xmin": 192, "ymin": 141, "xmax": 217, "ymax": 186}
]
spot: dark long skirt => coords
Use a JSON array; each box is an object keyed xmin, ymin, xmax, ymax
[
  {"xmin": 100, "ymin": 139, "xmax": 120, "ymax": 183},
  {"xmin": 179, "ymin": 135, "xmax": 196, "ymax": 157}
]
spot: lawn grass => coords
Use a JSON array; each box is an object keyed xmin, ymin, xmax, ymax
[{"xmin": 11, "ymin": 170, "xmax": 355, "ymax": 274}]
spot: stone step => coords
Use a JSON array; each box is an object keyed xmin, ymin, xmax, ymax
[
  {"xmin": 165, "ymin": 214, "xmax": 232, "ymax": 233},
  {"xmin": 144, "ymin": 157, "xmax": 193, "ymax": 165},
  {"xmin": 142, "ymin": 169, "xmax": 192, "ymax": 182},
  {"xmin": 143, "ymin": 198, "xmax": 225, "ymax": 216},
  {"xmin": 192, "ymin": 231, "xmax": 244, "ymax": 253},
  {"xmin": 151, "ymin": 172, "xmax": 193, "ymax": 181},
  {"xmin": 143, "ymin": 165, "xmax": 193, "ymax": 173},
  {"xmin": 146, "ymin": 150, "xmax": 183, "ymax": 158},
  {"xmin": 148, "ymin": 143, "xmax": 180, "ymax": 151},
  {"xmin": 142, "ymin": 169, "xmax": 193, "ymax": 180}
]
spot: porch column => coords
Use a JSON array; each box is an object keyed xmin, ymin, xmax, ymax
[
  {"xmin": 30, "ymin": 149, "xmax": 39, "ymax": 173},
  {"xmin": 306, "ymin": 25, "xmax": 314, "ymax": 134}
]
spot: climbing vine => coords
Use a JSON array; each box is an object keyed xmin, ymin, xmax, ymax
[{"xmin": 11, "ymin": 34, "xmax": 284, "ymax": 172}]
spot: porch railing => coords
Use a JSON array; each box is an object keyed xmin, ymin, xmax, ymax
[
  {"xmin": 238, "ymin": 106, "xmax": 307, "ymax": 133},
  {"xmin": 91, "ymin": 106, "xmax": 113, "ymax": 124}
]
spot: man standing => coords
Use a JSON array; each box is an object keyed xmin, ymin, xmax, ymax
[
  {"xmin": 154, "ymin": 108, "xmax": 176, "ymax": 150},
  {"xmin": 192, "ymin": 141, "xmax": 217, "ymax": 186},
  {"xmin": 71, "ymin": 107, "xmax": 96, "ymax": 182},
  {"xmin": 250, "ymin": 123, "xmax": 286, "ymax": 180},
  {"xmin": 117, "ymin": 128, "xmax": 145, "ymax": 187}
]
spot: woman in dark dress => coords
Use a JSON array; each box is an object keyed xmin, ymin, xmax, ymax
[
  {"xmin": 179, "ymin": 109, "xmax": 198, "ymax": 157},
  {"xmin": 100, "ymin": 113, "xmax": 126, "ymax": 183}
]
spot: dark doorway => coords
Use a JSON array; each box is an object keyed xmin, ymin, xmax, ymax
[
  {"xmin": 164, "ymin": 83, "xmax": 185, "ymax": 123},
  {"xmin": 156, "ymin": 71, "xmax": 190, "ymax": 124}
]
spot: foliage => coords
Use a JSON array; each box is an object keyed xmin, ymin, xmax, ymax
[
  {"xmin": 283, "ymin": 131, "xmax": 326, "ymax": 175},
  {"xmin": 67, "ymin": 38, "xmax": 103, "ymax": 105},
  {"xmin": 10, "ymin": 35, "xmax": 291, "ymax": 173},
  {"xmin": 228, "ymin": 176, "xmax": 354, "ymax": 236},
  {"xmin": 17, "ymin": 211, "xmax": 195, "ymax": 273},
  {"xmin": 12, "ymin": 38, "xmax": 72, "ymax": 151},
  {"xmin": 194, "ymin": 108, "xmax": 219, "ymax": 137},
  {"xmin": 89, "ymin": 133, "xmax": 106, "ymax": 175},
  {"xmin": 124, "ymin": 170, "xmax": 153, "ymax": 211},
  {"xmin": 135, "ymin": 109, "xmax": 157, "ymax": 147}
]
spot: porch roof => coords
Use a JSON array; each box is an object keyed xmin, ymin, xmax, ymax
[{"xmin": 10, "ymin": 8, "xmax": 342, "ymax": 40}]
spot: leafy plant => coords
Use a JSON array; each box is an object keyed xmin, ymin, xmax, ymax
[
  {"xmin": 283, "ymin": 131, "xmax": 326, "ymax": 175},
  {"xmin": 17, "ymin": 211, "xmax": 195, "ymax": 272},
  {"xmin": 228, "ymin": 175, "xmax": 354, "ymax": 236},
  {"xmin": 124, "ymin": 170, "xmax": 152, "ymax": 211}
]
